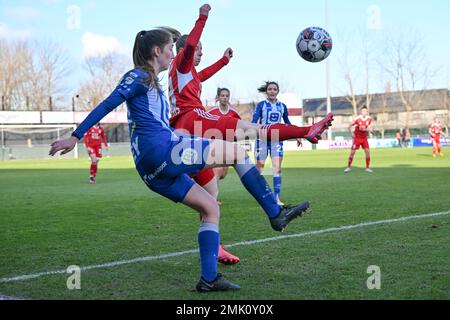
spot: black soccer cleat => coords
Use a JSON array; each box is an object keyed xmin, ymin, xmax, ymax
[
  {"xmin": 196, "ymin": 273, "xmax": 241, "ymax": 293},
  {"xmin": 270, "ymin": 201, "xmax": 311, "ymax": 232}
]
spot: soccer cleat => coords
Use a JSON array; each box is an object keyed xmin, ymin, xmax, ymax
[
  {"xmin": 270, "ymin": 201, "xmax": 311, "ymax": 232},
  {"xmin": 433, "ymin": 154, "xmax": 437, "ymax": 158},
  {"xmin": 305, "ymin": 113, "xmax": 334, "ymax": 144},
  {"xmin": 365, "ymin": 168, "xmax": 373, "ymax": 173},
  {"xmin": 89, "ymin": 177, "xmax": 96, "ymax": 184},
  {"xmin": 344, "ymin": 167, "xmax": 352, "ymax": 173},
  {"xmin": 439, "ymin": 153, "xmax": 444, "ymax": 157},
  {"xmin": 218, "ymin": 244, "xmax": 240, "ymax": 265},
  {"xmin": 196, "ymin": 273, "xmax": 241, "ymax": 293}
]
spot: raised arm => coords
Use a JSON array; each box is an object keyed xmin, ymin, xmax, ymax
[
  {"xmin": 198, "ymin": 48, "xmax": 232, "ymax": 82},
  {"xmin": 177, "ymin": 4, "xmax": 210, "ymax": 73}
]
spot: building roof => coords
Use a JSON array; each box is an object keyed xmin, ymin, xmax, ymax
[{"xmin": 303, "ymin": 89, "xmax": 449, "ymax": 116}]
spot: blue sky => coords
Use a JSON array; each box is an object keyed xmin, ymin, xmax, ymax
[{"xmin": 1, "ymin": 0, "xmax": 450, "ymax": 104}]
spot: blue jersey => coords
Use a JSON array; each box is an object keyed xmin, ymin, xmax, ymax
[
  {"xmin": 252, "ymin": 100, "xmax": 291, "ymax": 125},
  {"xmin": 73, "ymin": 69, "xmax": 180, "ymax": 165}
]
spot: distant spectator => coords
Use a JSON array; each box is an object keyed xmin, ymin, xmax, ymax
[
  {"xmin": 404, "ymin": 128, "xmax": 411, "ymax": 148},
  {"xmin": 401, "ymin": 128, "xmax": 407, "ymax": 147},
  {"xmin": 396, "ymin": 130, "xmax": 402, "ymax": 147}
]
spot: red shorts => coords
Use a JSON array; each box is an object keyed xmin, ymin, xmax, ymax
[
  {"xmin": 87, "ymin": 146, "xmax": 102, "ymax": 158},
  {"xmin": 352, "ymin": 138, "xmax": 369, "ymax": 150},
  {"xmin": 170, "ymin": 108, "xmax": 239, "ymax": 187},
  {"xmin": 431, "ymin": 136, "xmax": 441, "ymax": 144},
  {"xmin": 170, "ymin": 108, "xmax": 239, "ymax": 140}
]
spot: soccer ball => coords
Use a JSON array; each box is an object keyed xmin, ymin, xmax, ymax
[{"xmin": 296, "ymin": 27, "xmax": 333, "ymax": 63}]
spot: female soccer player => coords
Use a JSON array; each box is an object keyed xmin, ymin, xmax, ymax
[
  {"xmin": 168, "ymin": 4, "xmax": 333, "ymax": 267},
  {"xmin": 208, "ymin": 88, "xmax": 241, "ymax": 182},
  {"xmin": 345, "ymin": 106, "xmax": 374, "ymax": 173},
  {"xmin": 49, "ymin": 23, "xmax": 310, "ymax": 292},
  {"xmin": 429, "ymin": 118, "xmax": 445, "ymax": 157},
  {"xmin": 84, "ymin": 123, "xmax": 108, "ymax": 184},
  {"xmin": 252, "ymin": 81, "xmax": 301, "ymax": 206}
]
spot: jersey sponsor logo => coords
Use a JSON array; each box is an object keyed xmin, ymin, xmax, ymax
[
  {"xmin": 143, "ymin": 161, "xmax": 168, "ymax": 183},
  {"xmin": 268, "ymin": 112, "xmax": 281, "ymax": 123}
]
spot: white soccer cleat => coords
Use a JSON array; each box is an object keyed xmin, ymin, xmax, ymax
[
  {"xmin": 344, "ymin": 167, "xmax": 352, "ymax": 173},
  {"xmin": 365, "ymin": 168, "xmax": 373, "ymax": 173}
]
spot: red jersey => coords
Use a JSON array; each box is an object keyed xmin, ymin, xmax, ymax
[
  {"xmin": 84, "ymin": 126, "xmax": 107, "ymax": 148},
  {"xmin": 208, "ymin": 105, "xmax": 241, "ymax": 120},
  {"xmin": 169, "ymin": 13, "xmax": 229, "ymax": 124},
  {"xmin": 351, "ymin": 115, "xmax": 372, "ymax": 139},
  {"xmin": 430, "ymin": 123, "xmax": 443, "ymax": 138}
]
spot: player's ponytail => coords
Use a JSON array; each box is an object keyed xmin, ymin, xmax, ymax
[{"xmin": 132, "ymin": 28, "xmax": 176, "ymax": 90}]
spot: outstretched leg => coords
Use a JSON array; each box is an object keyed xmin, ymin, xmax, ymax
[{"xmin": 205, "ymin": 140, "xmax": 310, "ymax": 231}]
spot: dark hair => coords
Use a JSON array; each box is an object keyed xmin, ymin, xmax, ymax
[
  {"xmin": 257, "ymin": 81, "xmax": 280, "ymax": 93},
  {"xmin": 176, "ymin": 34, "xmax": 189, "ymax": 53},
  {"xmin": 156, "ymin": 26, "xmax": 181, "ymax": 43},
  {"xmin": 361, "ymin": 105, "xmax": 368, "ymax": 110},
  {"xmin": 216, "ymin": 87, "xmax": 230, "ymax": 99},
  {"xmin": 132, "ymin": 29, "xmax": 173, "ymax": 89}
]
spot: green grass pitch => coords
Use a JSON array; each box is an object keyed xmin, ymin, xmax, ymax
[{"xmin": 0, "ymin": 147, "xmax": 449, "ymax": 299}]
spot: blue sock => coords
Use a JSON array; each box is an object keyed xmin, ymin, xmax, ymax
[
  {"xmin": 235, "ymin": 159, "xmax": 280, "ymax": 219},
  {"xmin": 273, "ymin": 174, "xmax": 282, "ymax": 199},
  {"xmin": 198, "ymin": 223, "xmax": 219, "ymax": 283}
]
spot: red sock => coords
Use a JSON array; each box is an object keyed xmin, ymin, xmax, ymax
[
  {"xmin": 261, "ymin": 124, "xmax": 311, "ymax": 142},
  {"xmin": 438, "ymin": 146, "xmax": 441, "ymax": 154},
  {"xmin": 366, "ymin": 157, "xmax": 371, "ymax": 169},
  {"xmin": 348, "ymin": 156, "xmax": 354, "ymax": 168},
  {"xmin": 90, "ymin": 163, "xmax": 97, "ymax": 177},
  {"xmin": 433, "ymin": 147, "xmax": 437, "ymax": 155}
]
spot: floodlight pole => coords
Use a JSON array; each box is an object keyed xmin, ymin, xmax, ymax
[{"xmin": 325, "ymin": 0, "xmax": 332, "ymax": 141}]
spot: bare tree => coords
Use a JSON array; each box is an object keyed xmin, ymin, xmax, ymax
[
  {"xmin": 0, "ymin": 40, "xmax": 29, "ymax": 110},
  {"xmin": 0, "ymin": 39, "xmax": 71, "ymax": 111},
  {"xmin": 77, "ymin": 53, "xmax": 130, "ymax": 111},
  {"xmin": 382, "ymin": 33, "xmax": 434, "ymax": 128}
]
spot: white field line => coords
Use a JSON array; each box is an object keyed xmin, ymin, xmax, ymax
[{"xmin": 1, "ymin": 211, "xmax": 449, "ymax": 284}]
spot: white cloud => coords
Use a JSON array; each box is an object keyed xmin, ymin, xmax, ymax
[
  {"xmin": 81, "ymin": 32, "xmax": 128, "ymax": 58},
  {"xmin": 4, "ymin": 6, "xmax": 41, "ymax": 21},
  {"xmin": 0, "ymin": 23, "xmax": 33, "ymax": 40}
]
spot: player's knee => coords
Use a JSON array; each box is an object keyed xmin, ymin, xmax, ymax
[{"xmin": 200, "ymin": 199, "xmax": 220, "ymax": 223}]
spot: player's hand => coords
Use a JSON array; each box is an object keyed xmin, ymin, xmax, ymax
[
  {"xmin": 224, "ymin": 48, "xmax": 233, "ymax": 61},
  {"xmin": 200, "ymin": 4, "xmax": 211, "ymax": 16},
  {"xmin": 49, "ymin": 136, "xmax": 79, "ymax": 156},
  {"xmin": 296, "ymin": 139, "xmax": 303, "ymax": 148}
]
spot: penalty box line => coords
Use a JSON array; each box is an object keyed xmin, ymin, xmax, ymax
[{"xmin": 1, "ymin": 210, "xmax": 449, "ymax": 284}]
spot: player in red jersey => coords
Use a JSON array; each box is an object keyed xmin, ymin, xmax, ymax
[
  {"xmin": 429, "ymin": 118, "xmax": 445, "ymax": 158},
  {"xmin": 345, "ymin": 106, "xmax": 374, "ymax": 173},
  {"xmin": 208, "ymin": 88, "xmax": 241, "ymax": 182},
  {"xmin": 84, "ymin": 123, "xmax": 108, "ymax": 184},
  {"xmin": 167, "ymin": 4, "xmax": 333, "ymax": 265}
]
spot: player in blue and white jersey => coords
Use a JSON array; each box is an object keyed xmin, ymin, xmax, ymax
[
  {"xmin": 49, "ymin": 23, "xmax": 310, "ymax": 293},
  {"xmin": 252, "ymin": 81, "xmax": 301, "ymax": 206}
]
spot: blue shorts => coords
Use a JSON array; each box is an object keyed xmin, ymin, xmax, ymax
[
  {"xmin": 135, "ymin": 136, "xmax": 210, "ymax": 203},
  {"xmin": 255, "ymin": 140, "xmax": 284, "ymax": 161}
]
